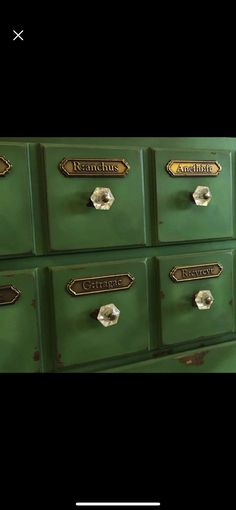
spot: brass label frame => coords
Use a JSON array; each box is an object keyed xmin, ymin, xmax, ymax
[
  {"xmin": 0, "ymin": 285, "xmax": 21, "ymax": 305},
  {"xmin": 0, "ymin": 156, "xmax": 12, "ymax": 176},
  {"xmin": 59, "ymin": 158, "xmax": 130, "ymax": 177},
  {"xmin": 170, "ymin": 263, "xmax": 223, "ymax": 282},
  {"xmin": 166, "ymin": 160, "xmax": 222, "ymax": 177},
  {"xmin": 67, "ymin": 273, "xmax": 135, "ymax": 296}
]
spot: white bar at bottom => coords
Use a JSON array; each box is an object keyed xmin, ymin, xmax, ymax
[{"xmin": 76, "ymin": 504, "xmax": 161, "ymax": 507}]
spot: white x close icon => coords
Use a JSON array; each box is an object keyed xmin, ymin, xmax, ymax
[{"xmin": 13, "ymin": 29, "xmax": 24, "ymax": 41}]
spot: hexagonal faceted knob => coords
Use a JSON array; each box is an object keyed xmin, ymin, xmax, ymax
[
  {"xmin": 96, "ymin": 303, "xmax": 120, "ymax": 327},
  {"xmin": 192, "ymin": 186, "xmax": 212, "ymax": 206},
  {"xmin": 90, "ymin": 187, "xmax": 115, "ymax": 210},
  {"xmin": 194, "ymin": 290, "xmax": 214, "ymax": 310}
]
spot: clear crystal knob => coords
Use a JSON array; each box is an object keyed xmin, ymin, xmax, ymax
[
  {"xmin": 90, "ymin": 187, "xmax": 115, "ymax": 210},
  {"xmin": 192, "ymin": 186, "xmax": 212, "ymax": 206},
  {"xmin": 194, "ymin": 290, "xmax": 214, "ymax": 310},
  {"xmin": 96, "ymin": 303, "xmax": 120, "ymax": 327}
]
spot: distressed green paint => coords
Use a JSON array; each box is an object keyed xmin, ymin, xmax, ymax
[
  {"xmin": 42, "ymin": 144, "xmax": 147, "ymax": 252},
  {"xmin": 49, "ymin": 259, "xmax": 150, "ymax": 368},
  {"xmin": 154, "ymin": 149, "xmax": 234, "ymax": 243},
  {"xmin": 100, "ymin": 340, "xmax": 236, "ymax": 372},
  {"xmin": 0, "ymin": 143, "xmax": 34, "ymax": 257},
  {"xmin": 0, "ymin": 138, "xmax": 236, "ymax": 372},
  {"xmin": 0, "ymin": 269, "xmax": 40, "ymax": 372},
  {"xmin": 157, "ymin": 251, "xmax": 234, "ymax": 346}
]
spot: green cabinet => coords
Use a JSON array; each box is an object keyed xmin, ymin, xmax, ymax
[
  {"xmin": 157, "ymin": 250, "xmax": 234, "ymax": 346},
  {"xmin": 49, "ymin": 259, "xmax": 150, "ymax": 369},
  {"xmin": 101, "ymin": 340, "xmax": 236, "ymax": 372},
  {"xmin": 0, "ymin": 143, "xmax": 34, "ymax": 257},
  {"xmin": 154, "ymin": 149, "xmax": 234, "ymax": 243},
  {"xmin": 0, "ymin": 137, "xmax": 236, "ymax": 372},
  {"xmin": 0, "ymin": 268, "xmax": 40, "ymax": 372},
  {"xmin": 42, "ymin": 144, "xmax": 147, "ymax": 252}
]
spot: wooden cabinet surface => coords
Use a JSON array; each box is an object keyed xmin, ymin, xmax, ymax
[{"xmin": 1, "ymin": 137, "xmax": 236, "ymax": 372}]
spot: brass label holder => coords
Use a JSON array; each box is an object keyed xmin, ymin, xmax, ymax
[
  {"xmin": 166, "ymin": 160, "xmax": 222, "ymax": 177},
  {"xmin": 0, "ymin": 285, "xmax": 21, "ymax": 305},
  {"xmin": 0, "ymin": 156, "xmax": 12, "ymax": 176},
  {"xmin": 170, "ymin": 263, "xmax": 223, "ymax": 282},
  {"xmin": 67, "ymin": 273, "xmax": 135, "ymax": 296},
  {"xmin": 59, "ymin": 158, "xmax": 130, "ymax": 177}
]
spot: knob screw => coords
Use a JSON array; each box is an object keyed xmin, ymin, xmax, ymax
[{"xmin": 102, "ymin": 192, "xmax": 110, "ymax": 203}]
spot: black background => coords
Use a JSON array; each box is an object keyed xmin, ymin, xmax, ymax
[
  {"xmin": 2, "ymin": 374, "xmax": 233, "ymax": 509},
  {"xmin": 1, "ymin": 13, "xmax": 234, "ymax": 510}
]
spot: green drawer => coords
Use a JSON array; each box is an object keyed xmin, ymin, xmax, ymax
[
  {"xmin": 154, "ymin": 149, "xmax": 234, "ymax": 243},
  {"xmin": 100, "ymin": 341, "xmax": 236, "ymax": 372},
  {"xmin": 157, "ymin": 250, "xmax": 234, "ymax": 346},
  {"xmin": 0, "ymin": 143, "xmax": 34, "ymax": 257},
  {"xmin": 42, "ymin": 144, "xmax": 147, "ymax": 252},
  {"xmin": 49, "ymin": 259, "xmax": 150, "ymax": 369},
  {"xmin": 0, "ymin": 269, "xmax": 40, "ymax": 372}
]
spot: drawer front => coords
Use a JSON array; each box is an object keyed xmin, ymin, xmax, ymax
[
  {"xmin": 157, "ymin": 250, "xmax": 234, "ymax": 346},
  {"xmin": 154, "ymin": 149, "xmax": 233, "ymax": 243},
  {"xmin": 0, "ymin": 269, "xmax": 40, "ymax": 372},
  {"xmin": 42, "ymin": 144, "xmax": 146, "ymax": 252},
  {"xmin": 0, "ymin": 143, "xmax": 34, "ymax": 257},
  {"xmin": 101, "ymin": 341, "xmax": 236, "ymax": 372},
  {"xmin": 50, "ymin": 259, "xmax": 150, "ymax": 368}
]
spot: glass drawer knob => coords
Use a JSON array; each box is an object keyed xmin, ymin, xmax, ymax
[
  {"xmin": 192, "ymin": 186, "xmax": 212, "ymax": 206},
  {"xmin": 194, "ymin": 290, "xmax": 214, "ymax": 310},
  {"xmin": 93, "ymin": 303, "xmax": 120, "ymax": 327},
  {"xmin": 90, "ymin": 187, "xmax": 115, "ymax": 210}
]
